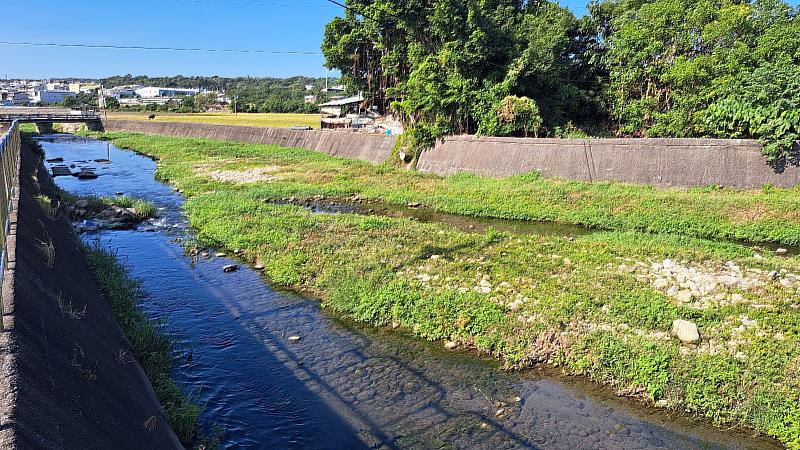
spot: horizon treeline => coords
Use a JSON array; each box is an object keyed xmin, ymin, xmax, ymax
[
  {"xmin": 322, "ymin": 0, "xmax": 800, "ymax": 160},
  {"xmin": 100, "ymin": 75, "xmax": 341, "ymax": 114}
]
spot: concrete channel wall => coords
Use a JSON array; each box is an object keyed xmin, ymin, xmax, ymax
[
  {"xmin": 417, "ymin": 135, "xmax": 800, "ymax": 188},
  {"xmin": 0, "ymin": 136, "xmax": 182, "ymax": 449},
  {"xmin": 102, "ymin": 119, "xmax": 397, "ymax": 164},
  {"xmin": 102, "ymin": 120, "xmax": 800, "ymax": 188}
]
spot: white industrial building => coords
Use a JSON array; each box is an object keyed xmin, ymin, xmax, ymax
[
  {"xmin": 32, "ymin": 89, "xmax": 76, "ymax": 105},
  {"xmin": 135, "ymin": 87, "xmax": 199, "ymax": 98}
]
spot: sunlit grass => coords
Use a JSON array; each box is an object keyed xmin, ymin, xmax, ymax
[{"xmin": 106, "ymin": 111, "xmax": 321, "ymax": 129}]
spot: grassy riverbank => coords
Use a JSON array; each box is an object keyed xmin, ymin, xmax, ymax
[
  {"xmin": 86, "ymin": 246, "xmax": 201, "ymax": 444},
  {"xmin": 92, "ymin": 131, "xmax": 800, "ymax": 447}
]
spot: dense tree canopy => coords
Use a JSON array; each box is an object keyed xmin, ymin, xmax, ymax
[{"xmin": 322, "ymin": 0, "xmax": 800, "ymax": 160}]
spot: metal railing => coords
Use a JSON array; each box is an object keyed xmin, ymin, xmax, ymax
[
  {"xmin": 0, "ymin": 112, "xmax": 101, "ymax": 123},
  {"xmin": 0, "ymin": 120, "xmax": 21, "ymax": 331}
]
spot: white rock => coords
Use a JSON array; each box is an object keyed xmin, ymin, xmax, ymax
[
  {"xmin": 672, "ymin": 320, "xmax": 700, "ymax": 344},
  {"xmin": 676, "ymin": 290, "xmax": 694, "ymax": 303},
  {"xmin": 444, "ymin": 341, "xmax": 457, "ymax": 350},
  {"xmin": 288, "ymin": 335, "xmax": 301, "ymax": 342}
]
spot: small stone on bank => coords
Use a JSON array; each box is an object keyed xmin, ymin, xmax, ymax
[
  {"xmin": 214, "ymin": 252, "xmax": 226, "ymax": 257},
  {"xmin": 672, "ymin": 319, "xmax": 700, "ymax": 344},
  {"xmin": 676, "ymin": 290, "xmax": 694, "ymax": 303},
  {"xmin": 444, "ymin": 341, "xmax": 457, "ymax": 350},
  {"xmin": 776, "ymin": 248, "xmax": 788, "ymax": 256}
]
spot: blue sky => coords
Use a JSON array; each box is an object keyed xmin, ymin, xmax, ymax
[{"xmin": 0, "ymin": 0, "xmax": 794, "ymax": 79}]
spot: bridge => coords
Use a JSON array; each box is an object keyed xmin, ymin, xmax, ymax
[{"xmin": 0, "ymin": 107, "xmax": 102, "ymax": 133}]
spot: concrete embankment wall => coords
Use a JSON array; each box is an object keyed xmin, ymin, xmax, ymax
[
  {"xmin": 101, "ymin": 120, "xmax": 800, "ymax": 188},
  {"xmin": 0, "ymin": 138, "xmax": 181, "ymax": 449},
  {"xmin": 417, "ymin": 135, "xmax": 800, "ymax": 188},
  {"xmin": 102, "ymin": 119, "xmax": 397, "ymax": 165}
]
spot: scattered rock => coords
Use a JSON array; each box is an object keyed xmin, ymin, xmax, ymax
[
  {"xmin": 407, "ymin": 202, "xmax": 421, "ymax": 208},
  {"xmin": 223, "ymin": 265, "xmax": 238, "ymax": 273},
  {"xmin": 676, "ymin": 290, "xmax": 694, "ymax": 303},
  {"xmin": 288, "ymin": 336, "xmax": 301, "ymax": 342},
  {"xmin": 253, "ymin": 264, "xmax": 265, "ymax": 271},
  {"xmin": 214, "ymin": 252, "xmax": 226, "ymax": 257},
  {"xmin": 75, "ymin": 199, "xmax": 90, "ymax": 208},
  {"xmin": 444, "ymin": 341, "xmax": 457, "ymax": 350},
  {"xmin": 655, "ymin": 399, "xmax": 669, "ymax": 408},
  {"xmin": 776, "ymin": 248, "xmax": 788, "ymax": 256},
  {"xmin": 672, "ymin": 320, "xmax": 700, "ymax": 344},
  {"xmin": 495, "ymin": 408, "xmax": 506, "ymax": 417}
]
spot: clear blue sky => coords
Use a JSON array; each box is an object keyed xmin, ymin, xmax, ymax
[{"xmin": 0, "ymin": 0, "xmax": 795, "ymax": 79}]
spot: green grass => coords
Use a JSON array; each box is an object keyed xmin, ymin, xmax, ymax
[
  {"xmin": 86, "ymin": 246, "xmax": 201, "ymax": 445},
  {"xmin": 90, "ymin": 131, "xmax": 800, "ymax": 448},
  {"xmin": 89, "ymin": 131, "xmax": 800, "ymax": 247},
  {"xmin": 106, "ymin": 111, "xmax": 321, "ymax": 129},
  {"xmin": 57, "ymin": 189, "xmax": 157, "ymax": 221}
]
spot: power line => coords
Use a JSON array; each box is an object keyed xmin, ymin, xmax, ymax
[
  {"xmin": 175, "ymin": 0, "xmax": 335, "ymax": 8},
  {"xmin": 0, "ymin": 40, "xmax": 322, "ymax": 55}
]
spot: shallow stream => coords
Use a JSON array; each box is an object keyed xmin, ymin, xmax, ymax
[{"xmin": 38, "ymin": 134, "xmax": 780, "ymax": 449}]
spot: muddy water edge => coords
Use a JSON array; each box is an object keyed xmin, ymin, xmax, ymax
[{"xmin": 37, "ymin": 134, "xmax": 781, "ymax": 449}]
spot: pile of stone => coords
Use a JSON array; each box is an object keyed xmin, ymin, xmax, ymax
[
  {"xmin": 619, "ymin": 258, "xmax": 800, "ymax": 309},
  {"xmin": 69, "ymin": 199, "xmax": 145, "ymax": 232}
]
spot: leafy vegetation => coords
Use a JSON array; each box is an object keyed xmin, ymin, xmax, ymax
[
  {"xmin": 86, "ymin": 246, "xmax": 201, "ymax": 445},
  {"xmin": 91, "ymin": 131, "xmax": 800, "ymax": 446},
  {"xmin": 322, "ymin": 0, "xmax": 800, "ymax": 161}
]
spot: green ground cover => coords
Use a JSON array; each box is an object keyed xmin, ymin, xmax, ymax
[{"xmin": 92, "ymin": 131, "xmax": 800, "ymax": 448}]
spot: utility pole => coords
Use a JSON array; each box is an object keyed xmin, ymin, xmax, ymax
[{"xmin": 233, "ymin": 95, "xmax": 238, "ymax": 115}]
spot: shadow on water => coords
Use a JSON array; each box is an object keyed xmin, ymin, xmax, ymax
[{"xmin": 38, "ymin": 134, "xmax": 783, "ymax": 449}]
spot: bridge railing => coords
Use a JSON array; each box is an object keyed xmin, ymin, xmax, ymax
[
  {"xmin": 0, "ymin": 120, "xmax": 21, "ymax": 331},
  {"xmin": 0, "ymin": 112, "xmax": 101, "ymax": 122}
]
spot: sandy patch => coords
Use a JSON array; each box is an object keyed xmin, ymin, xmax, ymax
[{"xmin": 199, "ymin": 166, "xmax": 281, "ymax": 184}]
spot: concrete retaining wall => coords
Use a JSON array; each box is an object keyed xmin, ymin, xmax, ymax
[
  {"xmin": 102, "ymin": 120, "xmax": 396, "ymax": 165},
  {"xmin": 101, "ymin": 121, "xmax": 800, "ymax": 188},
  {"xmin": 417, "ymin": 135, "xmax": 800, "ymax": 188}
]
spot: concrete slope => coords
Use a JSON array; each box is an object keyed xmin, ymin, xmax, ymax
[{"xmin": 0, "ymin": 139, "xmax": 182, "ymax": 449}]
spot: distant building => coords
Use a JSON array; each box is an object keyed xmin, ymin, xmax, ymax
[
  {"xmin": 322, "ymin": 85, "xmax": 345, "ymax": 94},
  {"xmin": 0, "ymin": 91, "xmax": 30, "ymax": 106},
  {"xmin": 32, "ymin": 89, "xmax": 76, "ymax": 104},
  {"xmin": 319, "ymin": 94, "xmax": 365, "ymax": 129},
  {"xmin": 305, "ymin": 84, "xmax": 315, "ymax": 91},
  {"xmin": 69, "ymin": 82, "xmax": 100, "ymax": 93},
  {"xmin": 135, "ymin": 87, "xmax": 199, "ymax": 98},
  {"xmin": 304, "ymin": 95, "xmax": 318, "ymax": 104},
  {"xmin": 100, "ymin": 86, "xmax": 139, "ymax": 100},
  {"xmin": 46, "ymin": 82, "xmax": 69, "ymax": 91}
]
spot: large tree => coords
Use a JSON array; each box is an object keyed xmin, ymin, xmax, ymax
[{"xmin": 322, "ymin": 0, "xmax": 597, "ymax": 151}]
